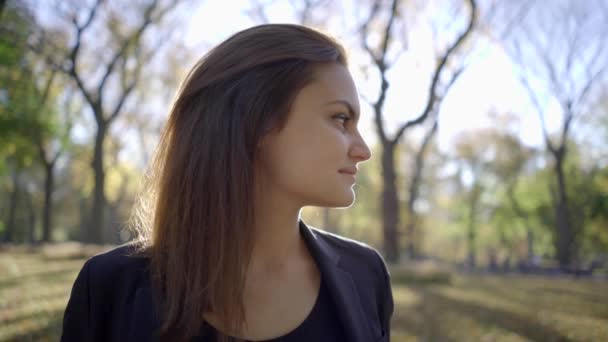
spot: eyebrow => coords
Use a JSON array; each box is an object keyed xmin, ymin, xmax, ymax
[{"xmin": 326, "ymin": 100, "xmax": 359, "ymax": 122}]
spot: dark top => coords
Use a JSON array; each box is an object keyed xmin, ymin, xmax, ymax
[
  {"xmin": 61, "ymin": 220, "xmax": 393, "ymax": 342},
  {"xmin": 197, "ymin": 275, "xmax": 347, "ymax": 341}
]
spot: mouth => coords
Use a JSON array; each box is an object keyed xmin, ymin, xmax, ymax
[
  {"xmin": 339, "ymin": 171, "xmax": 356, "ymax": 182},
  {"xmin": 338, "ymin": 167, "xmax": 357, "ymax": 175}
]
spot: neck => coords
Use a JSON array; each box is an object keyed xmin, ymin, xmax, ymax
[{"xmin": 250, "ymin": 188, "xmax": 305, "ymax": 271}]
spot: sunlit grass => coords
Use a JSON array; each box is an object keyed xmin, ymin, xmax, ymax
[
  {"xmin": 1, "ymin": 246, "xmax": 607, "ymax": 341},
  {"xmin": 0, "ymin": 244, "xmax": 107, "ymax": 342},
  {"xmin": 391, "ymin": 270, "xmax": 608, "ymax": 341}
]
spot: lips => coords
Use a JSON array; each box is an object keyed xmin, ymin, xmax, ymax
[{"xmin": 338, "ymin": 166, "xmax": 357, "ymax": 175}]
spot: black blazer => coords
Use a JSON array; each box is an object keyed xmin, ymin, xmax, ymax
[{"xmin": 61, "ymin": 220, "xmax": 394, "ymax": 342}]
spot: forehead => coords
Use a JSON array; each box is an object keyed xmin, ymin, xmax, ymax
[{"xmin": 296, "ymin": 63, "xmax": 360, "ymax": 110}]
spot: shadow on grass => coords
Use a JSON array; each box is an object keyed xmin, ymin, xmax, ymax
[
  {"xmin": 1, "ymin": 309, "xmax": 64, "ymax": 342},
  {"xmin": 467, "ymin": 279, "xmax": 608, "ymax": 321},
  {"xmin": 0, "ymin": 291, "xmax": 69, "ymax": 328},
  {"xmin": 409, "ymin": 286, "xmax": 572, "ymax": 342},
  {"xmin": 392, "ymin": 307, "xmax": 458, "ymax": 342},
  {"xmin": 15, "ymin": 285, "xmax": 71, "ymax": 304},
  {"xmin": 0, "ymin": 268, "xmax": 79, "ymax": 290},
  {"xmin": 533, "ymin": 287, "xmax": 608, "ymax": 306}
]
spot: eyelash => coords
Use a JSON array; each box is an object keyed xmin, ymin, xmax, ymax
[{"xmin": 333, "ymin": 113, "xmax": 352, "ymax": 125}]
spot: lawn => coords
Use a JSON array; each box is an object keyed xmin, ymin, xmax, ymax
[
  {"xmin": 1, "ymin": 245, "xmax": 607, "ymax": 341},
  {"xmin": 390, "ymin": 271, "xmax": 608, "ymax": 341}
]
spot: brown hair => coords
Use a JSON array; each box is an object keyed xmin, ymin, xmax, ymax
[{"xmin": 129, "ymin": 24, "xmax": 347, "ymax": 341}]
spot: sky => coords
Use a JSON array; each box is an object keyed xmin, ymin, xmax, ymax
[
  {"xmin": 181, "ymin": 0, "xmax": 564, "ymax": 154},
  {"xmin": 33, "ymin": 0, "xmax": 595, "ymax": 170}
]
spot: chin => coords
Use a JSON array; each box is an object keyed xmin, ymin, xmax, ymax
[
  {"xmin": 337, "ymin": 190, "xmax": 356, "ymax": 207},
  {"xmin": 315, "ymin": 189, "xmax": 356, "ymax": 208}
]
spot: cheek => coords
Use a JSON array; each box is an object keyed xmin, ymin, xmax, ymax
[
  {"xmin": 259, "ymin": 130, "xmax": 356, "ymax": 206},
  {"xmin": 288, "ymin": 127, "xmax": 346, "ymax": 171},
  {"xmin": 261, "ymin": 135, "xmax": 310, "ymax": 180},
  {"xmin": 262, "ymin": 120, "xmax": 349, "ymax": 180}
]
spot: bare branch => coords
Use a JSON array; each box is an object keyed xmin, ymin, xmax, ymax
[
  {"xmin": 97, "ymin": 0, "xmax": 165, "ymax": 102},
  {"xmin": 504, "ymin": 0, "xmax": 608, "ymax": 163},
  {"xmin": 25, "ymin": 29, "xmax": 69, "ymax": 74},
  {"xmin": 574, "ymin": 41, "xmax": 608, "ymax": 109},
  {"xmin": 244, "ymin": 0, "xmax": 274, "ymax": 23},
  {"xmin": 33, "ymin": 67, "xmax": 58, "ymax": 106},
  {"xmin": 563, "ymin": 19, "xmax": 582, "ymax": 88},
  {"xmin": 108, "ymin": 81, "xmax": 136, "ymax": 124},
  {"xmin": 359, "ymin": 0, "xmax": 399, "ymax": 144},
  {"xmin": 516, "ymin": 65, "xmax": 556, "ymax": 154},
  {"xmin": 394, "ymin": 0, "xmax": 477, "ymax": 143},
  {"xmin": 560, "ymin": 101, "xmax": 575, "ymax": 145},
  {"xmin": 67, "ymin": 0, "xmax": 103, "ymax": 111},
  {"xmin": 109, "ymin": 6, "xmax": 173, "ymax": 126},
  {"xmin": 525, "ymin": 26, "xmax": 565, "ymax": 101},
  {"xmin": 507, "ymin": 1, "xmax": 535, "ymax": 35},
  {"xmin": 378, "ymin": 0, "xmax": 399, "ymax": 70},
  {"xmin": 444, "ymin": 62, "xmax": 467, "ymax": 96},
  {"xmin": 359, "ymin": 0, "xmax": 383, "ymax": 66}
]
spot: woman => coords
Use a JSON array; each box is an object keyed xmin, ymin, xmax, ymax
[{"xmin": 61, "ymin": 24, "xmax": 393, "ymax": 342}]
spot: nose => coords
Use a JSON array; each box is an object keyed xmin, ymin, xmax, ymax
[{"xmin": 349, "ymin": 132, "xmax": 372, "ymax": 162}]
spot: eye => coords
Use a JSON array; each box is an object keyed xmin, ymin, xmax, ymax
[{"xmin": 333, "ymin": 113, "xmax": 351, "ymax": 125}]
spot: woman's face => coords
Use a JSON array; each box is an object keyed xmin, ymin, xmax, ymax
[{"xmin": 257, "ymin": 62, "xmax": 371, "ymax": 208}]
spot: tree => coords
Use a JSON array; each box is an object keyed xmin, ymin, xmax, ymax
[
  {"xmin": 484, "ymin": 113, "xmax": 538, "ymax": 262},
  {"xmin": 0, "ymin": 1, "xmax": 55, "ymax": 243},
  {"xmin": 35, "ymin": 82, "xmax": 75, "ymax": 243},
  {"xmin": 40, "ymin": 0, "xmax": 183, "ymax": 243},
  {"xmin": 500, "ymin": 0, "xmax": 608, "ymax": 268},
  {"xmin": 358, "ymin": 0, "xmax": 477, "ymax": 262},
  {"xmin": 451, "ymin": 129, "xmax": 498, "ymax": 267},
  {"xmin": 245, "ymin": 0, "xmax": 336, "ymax": 27},
  {"xmin": 0, "ymin": 1, "xmax": 46, "ymax": 172},
  {"xmin": 404, "ymin": 117, "xmax": 437, "ymax": 259}
]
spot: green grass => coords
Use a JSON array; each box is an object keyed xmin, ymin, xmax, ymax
[
  {"xmin": 0, "ymin": 244, "xmax": 108, "ymax": 342},
  {"xmin": 390, "ymin": 270, "xmax": 608, "ymax": 341},
  {"xmin": 1, "ymin": 246, "xmax": 607, "ymax": 341}
]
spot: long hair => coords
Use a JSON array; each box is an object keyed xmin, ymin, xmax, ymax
[{"xmin": 129, "ymin": 24, "xmax": 347, "ymax": 341}]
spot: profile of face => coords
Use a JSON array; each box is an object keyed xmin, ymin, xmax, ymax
[{"xmin": 256, "ymin": 62, "xmax": 372, "ymax": 208}]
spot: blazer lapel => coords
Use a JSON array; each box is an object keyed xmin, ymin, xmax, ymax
[{"xmin": 300, "ymin": 220, "xmax": 374, "ymax": 342}]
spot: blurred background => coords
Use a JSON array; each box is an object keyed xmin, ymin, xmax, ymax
[{"xmin": 1, "ymin": 0, "xmax": 607, "ymax": 340}]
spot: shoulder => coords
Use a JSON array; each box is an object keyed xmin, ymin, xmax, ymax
[
  {"xmin": 308, "ymin": 226, "xmax": 390, "ymax": 283},
  {"xmin": 80, "ymin": 243, "xmax": 151, "ymax": 294},
  {"xmin": 85, "ymin": 243, "xmax": 149, "ymax": 273},
  {"xmin": 310, "ymin": 227, "xmax": 384, "ymax": 265},
  {"xmin": 62, "ymin": 243, "xmax": 153, "ymax": 341}
]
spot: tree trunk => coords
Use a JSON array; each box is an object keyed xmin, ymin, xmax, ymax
[
  {"xmin": 553, "ymin": 150, "xmax": 574, "ymax": 269},
  {"xmin": 79, "ymin": 197, "xmax": 88, "ymax": 241},
  {"xmin": 106, "ymin": 204, "xmax": 120, "ymax": 244},
  {"xmin": 467, "ymin": 183, "xmax": 481, "ymax": 268},
  {"xmin": 406, "ymin": 159, "xmax": 423, "ymax": 260},
  {"xmin": 405, "ymin": 222, "xmax": 416, "ymax": 260},
  {"xmin": 381, "ymin": 143, "xmax": 400, "ymax": 263},
  {"xmin": 467, "ymin": 226, "xmax": 476, "ymax": 268},
  {"xmin": 0, "ymin": 0, "xmax": 6, "ymax": 19},
  {"xmin": 506, "ymin": 185, "xmax": 535, "ymax": 262},
  {"xmin": 526, "ymin": 228, "xmax": 534, "ymax": 263},
  {"xmin": 41, "ymin": 162, "xmax": 55, "ymax": 242},
  {"xmin": 406, "ymin": 120, "xmax": 437, "ymax": 259},
  {"xmin": 89, "ymin": 124, "xmax": 107, "ymax": 244},
  {"xmin": 24, "ymin": 189, "xmax": 36, "ymax": 244},
  {"xmin": 4, "ymin": 171, "xmax": 19, "ymax": 243}
]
